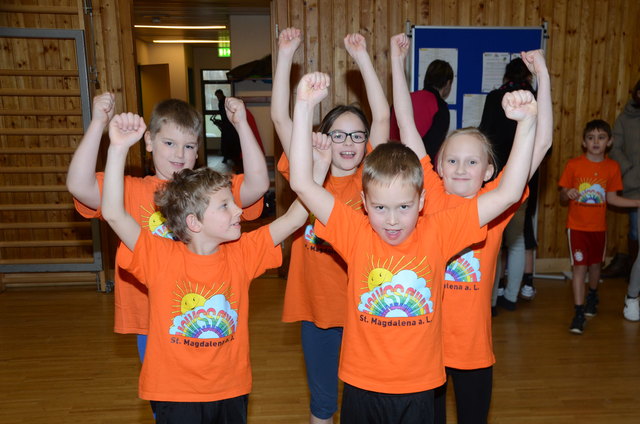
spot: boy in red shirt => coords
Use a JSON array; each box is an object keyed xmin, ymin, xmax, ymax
[
  {"xmin": 288, "ymin": 72, "xmax": 537, "ymax": 423},
  {"xmin": 99, "ymin": 106, "xmax": 329, "ymax": 422},
  {"xmin": 559, "ymin": 119, "xmax": 640, "ymax": 334},
  {"xmin": 67, "ymin": 95, "xmax": 268, "ymax": 362}
]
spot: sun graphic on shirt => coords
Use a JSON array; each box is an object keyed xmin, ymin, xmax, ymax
[
  {"xmin": 141, "ymin": 204, "xmax": 165, "ymax": 232},
  {"xmin": 578, "ymin": 182, "xmax": 592, "ymax": 193},
  {"xmin": 172, "ymin": 281, "xmax": 234, "ymax": 315},
  {"xmin": 361, "ymin": 255, "xmax": 431, "ymax": 291}
]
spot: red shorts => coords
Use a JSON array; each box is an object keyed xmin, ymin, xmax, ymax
[{"xmin": 567, "ymin": 229, "xmax": 606, "ymax": 266}]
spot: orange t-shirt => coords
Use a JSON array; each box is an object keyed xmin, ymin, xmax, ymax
[
  {"xmin": 422, "ymin": 162, "xmax": 527, "ymax": 369},
  {"xmin": 558, "ymin": 155, "xmax": 623, "ymax": 231},
  {"xmin": 278, "ymin": 154, "xmax": 365, "ymax": 328},
  {"xmin": 314, "ymin": 199, "xmax": 487, "ymax": 393},
  {"xmin": 73, "ymin": 173, "xmax": 263, "ymax": 334},
  {"xmin": 122, "ymin": 226, "xmax": 281, "ymax": 402}
]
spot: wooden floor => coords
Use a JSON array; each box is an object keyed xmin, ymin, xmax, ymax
[{"xmin": 0, "ymin": 276, "xmax": 638, "ymax": 423}]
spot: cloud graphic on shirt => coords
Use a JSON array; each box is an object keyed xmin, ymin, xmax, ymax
[
  {"xmin": 169, "ymin": 294, "xmax": 238, "ymax": 339},
  {"xmin": 358, "ymin": 269, "xmax": 433, "ymax": 317}
]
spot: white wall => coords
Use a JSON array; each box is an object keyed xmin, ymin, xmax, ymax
[
  {"xmin": 230, "ymin": 15, "xmax": 274, "ymax": 157},
  {"xmin": 136, "ymin": 42, "xmax": 188, "ymax": 101}
]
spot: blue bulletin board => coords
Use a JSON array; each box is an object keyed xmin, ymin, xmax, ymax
[{"xmin": 410, "ymin": 25, "xmax": 547, "ymax": 129}]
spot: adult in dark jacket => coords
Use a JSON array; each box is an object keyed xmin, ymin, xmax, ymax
[
  {"xmin": 480, "ymin": 58, "xmax": 536, "ymax": 310},
  {"xmin": 389, "ymin": 59, "xmax": 453, "ymax": 166}
]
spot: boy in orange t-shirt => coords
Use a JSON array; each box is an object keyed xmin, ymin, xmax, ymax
[
  {"xmin": 289, "ymin": 71, "xmax": 537, "ymax": 423},
  {"xmin": 67, "ymin": 95, "xmax": 268, "ymax": 362},
  {"xmin": 99, "ymin": 109, "xmax": 328, "ymax": 422},
  {"xmin": 559, "ymin": 119, "xmax": 640, "ymax": 334}
]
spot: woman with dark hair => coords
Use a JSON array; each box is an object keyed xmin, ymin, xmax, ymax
[
  {"xmin": 480, "ymin": 57, "xmax": 536, "ymax": 312},
  {"xmin": 389, "ymin": 59, "xmax": 454, "ymax": 165}
]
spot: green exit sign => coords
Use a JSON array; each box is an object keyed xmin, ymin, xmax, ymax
[{"xmin": 218, "ymin": 47, "xmax": 231, "ymax": 57}]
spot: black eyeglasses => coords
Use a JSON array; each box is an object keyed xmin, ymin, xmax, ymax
[{"xmin": 327, "ymin": 130, "xmax": 368, "ymax": 144}]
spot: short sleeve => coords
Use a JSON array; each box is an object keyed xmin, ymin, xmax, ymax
[{"xmin": 231, "ymin": 173, "xmax": 264, "ymax": 221}]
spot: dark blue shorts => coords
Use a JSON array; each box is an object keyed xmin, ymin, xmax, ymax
[{"xmin": 301, "ymin": 321, "xmax": 343, "ymax": 419}]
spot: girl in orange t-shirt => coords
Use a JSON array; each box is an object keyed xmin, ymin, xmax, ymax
[
  {"xmin": 271, "ymin": 28, "xmax": 389, "ymax": 423},
  {"xmin": 391, "ymin": 33, "xmax": 552, "ymax": 424}
]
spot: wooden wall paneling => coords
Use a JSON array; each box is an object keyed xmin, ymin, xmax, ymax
[{"xmin": 443, "ymin": 0, "xmax": 459, "ymax": 25}]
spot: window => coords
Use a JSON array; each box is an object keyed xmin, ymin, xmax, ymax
[{"xmin": 201, "ymin": 70, "xmax": 232, "ymax": 139}]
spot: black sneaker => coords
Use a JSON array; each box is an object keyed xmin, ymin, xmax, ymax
[
  {"xmin": 569, "ymin": 313, "xmax": 585, "ymax": 334},
  {"xmin": 497, "ymin": 295, "xmax": 517, "ymax": 311},
  {"xmin": 585, "ymin": 291, "xmax": 599, "ymax": 317}
]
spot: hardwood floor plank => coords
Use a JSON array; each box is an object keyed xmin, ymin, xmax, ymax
[{"xmin": 0, "ymin": 277, "xmax": 638, "ymax": 423}]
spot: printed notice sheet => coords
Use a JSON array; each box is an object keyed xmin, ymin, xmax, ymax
[{"xmin": 481, "ymin": 52, "xmax": 510, "ymax": 92}]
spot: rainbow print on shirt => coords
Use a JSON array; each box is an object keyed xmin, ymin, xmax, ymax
[
  {"xmin": 576, "ymin": 179, "xmax": 606, "ymax": 204},
  {"xmin": 445, "ymin": 249, "xmax": 481, "ymax": 283},
  {"xmin": 169, "ymin": 281, "xmax": 238, "ymax": 339},
  {"xmin": 358, "ymin": 255, "xmax": 433, "ymax": 317}
]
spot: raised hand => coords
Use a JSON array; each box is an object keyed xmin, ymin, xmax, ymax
[
  {"xmin": 502, "ymin": 90, "xmax": 537, "ymax": 122},
  {"xmin": 390, "ymin": 33, "xmax": 410, "ymax": 60},
  {"xmin": 311, "ymin": 132, "xmax": 332, "ymax": 181},
  {"xmin": 296, "ymin": 72, "xmax": 330, "ymax": 106},
  {"xmin": 521, "ymin": 49, "xmax": 548, "ymax": 77},
  {"xmin": 278, "ymin": 27, "xmax": 302, "ymax": 56},
  {"xmin": 92, "ymin": 92, "xmax": 115, "ymax": 126},
  {"xmin": 225, "ymin": 97, "xmax": 247, "ymax": 126},
  {"xmin": 344, "ymin": 33, "xmax": 367, "ymax": 59},
  {"xmin": 108, "ymin": 112, "xmax": 146, "ymax": 148}
]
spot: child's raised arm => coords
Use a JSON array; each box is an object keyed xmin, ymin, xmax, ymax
[
  {"xmin": 66, "ymin": 92, "xmax": 115, "ymax": 209},
  {"xmin": 289, "ymin": 72, "xmax": 335, "ymax": 225},
  {"xmin": 269, "ymin": 137, "xmax": 332, "ymax": 245},
  {"xmin": 271, "ymin": 27, "xmax": 302, "ymax": 156},
  {"xmin": 477, "ymin": 91, "xmax": 537, "ymax": 226},
  {"xmin": 224, "ymin": 97, "xmax": 270, "ymax": 206},
  {"xmin": 522, "ymin": 49, "xmax": 552, "ymax": 177},
  {"xmin": 390, "ymin": 33, "xmax": 427, "ymax": 160},
  {"xmin": 344, "ymin": 33, "xmax": 390, "ymax": 148},
  {"xmin": 101, "ymin": 113, "xmax": 146, "ymax": 251}
]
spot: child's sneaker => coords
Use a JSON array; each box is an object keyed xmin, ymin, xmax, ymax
[
  {"xmin": 623, "ymin": 296, "xmax": 640, "ymax": 321},
  {"xmin": 569, "ymin": 313, "xmax": 585, "ymax": 334},
  {"xmin": 584, "ymin": 291, "xmax": 599, "ymax": 317},
  {"xmin": 519, "ymin": 284, "xmax": 536, "ymax": 300}
]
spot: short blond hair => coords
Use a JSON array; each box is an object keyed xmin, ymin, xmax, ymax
[
  {"xmin": 148, "ymin": 99, "xmax": 203, "ymax": 143},
  {"xmin": 362, "ymin": 142, "xmax": 423, "ymax": 195}
]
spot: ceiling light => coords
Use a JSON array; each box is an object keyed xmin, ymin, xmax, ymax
[
  {"xmin": 136, "ymin": 25, "xmax": 226, "ymax": 30},
  {"xmin": 152, "ymin": 39, "xmax": 227, "ymax": 44}
]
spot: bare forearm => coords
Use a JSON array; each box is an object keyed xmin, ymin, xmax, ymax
[
  {"xmin": 354, "ymin": 53, "xmax": 389, "ymax": 148},
  {"xmin": 235, "ymin": 120, "xmax": 269, "ymax": 206},
  {"xmin": 66, "ymin": 119, "xmax": 105, "ymax": 208},
  {"xmin": 271, "ymin": 50, "xmax": 296, "ymax": 155},
  {"xmin": 607, "ymin": 193, "xmax": 640, "ymax": 208},
  {"xmin": 392, "ymin": 57, "xmax": 427, "ymax": 158},
  {"xmin": 102, "ymin": 145, "xmax": 140, "ymax": 251},
  {"xmin": 530, "ymin": 70, "xmax": 552, "ymax": 177}
]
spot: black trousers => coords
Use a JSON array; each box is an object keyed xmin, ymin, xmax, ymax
[{"xmin": 434, "ymin": 366, "xmax": 493, "ymax": 424}]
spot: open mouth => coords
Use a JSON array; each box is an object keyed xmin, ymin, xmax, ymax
[
  {"xmin": 340, "ymin": 151, "xmax": 356, "ymax": 159},
  {"xmin": 385, "ymin": 229, "xmax": 402, "ymax": 240}
]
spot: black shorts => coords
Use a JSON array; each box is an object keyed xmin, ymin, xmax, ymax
[
  {"xmin": 151, "ymin": 395, "xmax": 248, "ymax": 424},
  {"xmin": 341, "ymin": 383, "xmax": 434, "ymax": 424}
]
